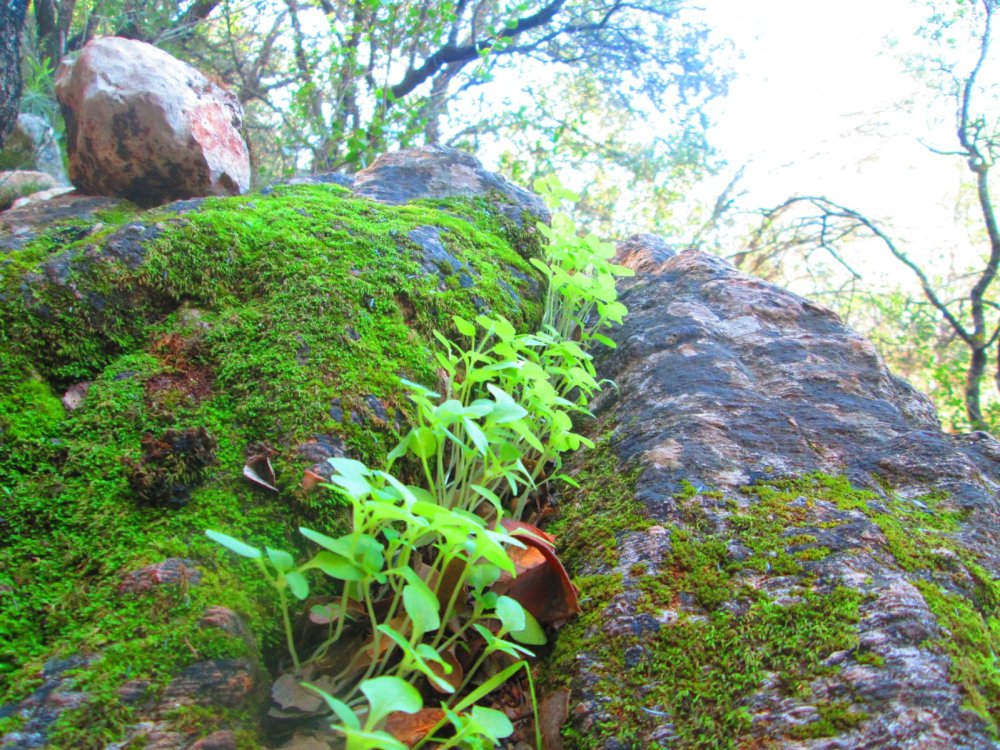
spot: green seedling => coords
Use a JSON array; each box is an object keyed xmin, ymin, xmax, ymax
[{"xmin": 208, "ymin": 176, "xmax": 628, "ymax": 747}]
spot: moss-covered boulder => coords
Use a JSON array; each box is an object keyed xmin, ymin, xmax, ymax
[
  {"xmin": 544, "ymin": 237, "xmax": 998, "ymax": 749},
  {"xmin": 0, "ymin": 148, "xmax": 544, "ymax": 748}
]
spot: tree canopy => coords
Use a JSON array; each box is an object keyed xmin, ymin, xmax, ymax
[{"xmin": 17, "ymin": 0, "xmax": 728, "ymax": 213}]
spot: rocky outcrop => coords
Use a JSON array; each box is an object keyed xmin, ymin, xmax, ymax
[
  {"xmin": 0, "ymin": 147, "xmax": 544, "ymax": 749},
  {"xmin": 2, "ymin": 153, "xmax": 997, "ymax": 749},
  {"xmin": 0, "ymin": 114, "xmax": 68, "ymax": 183},
  {"xmin": 55, "ymin": 37, "xmax": 250, "ymax": 207},
  {"xmin": 546, "ymin": 237, "xmax": 999, "ymax": 748}
]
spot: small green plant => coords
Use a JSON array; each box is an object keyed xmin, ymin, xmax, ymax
[{"xmin": 209, "ymin": 177, "xmax": 632, "ymax": 746}]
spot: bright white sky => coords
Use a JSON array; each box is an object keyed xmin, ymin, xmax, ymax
[{"xmin": 691, "ymin": 0, "xmax": 986, "ymax": 292}]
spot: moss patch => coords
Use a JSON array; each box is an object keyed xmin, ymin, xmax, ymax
[
  {"xmin": 546, "ymin": 468, "xmax": 997, "ymax": 747},
  {"xmin": 546, "ymin": 464, "xmax": 866, "ymax": 747},
  {"xmin": 0, "ymin": 184, "xmax": 542, "ymax": 743},
  {"xmin": 545, "ymin": 435, "xmax": 649, "ymax": 571}
]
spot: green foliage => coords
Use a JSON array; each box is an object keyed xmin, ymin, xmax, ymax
[{"xmin": 208, "ymin": 178, "xmax": 631, "ymax": 746}]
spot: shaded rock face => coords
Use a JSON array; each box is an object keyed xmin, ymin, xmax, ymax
[
  {"xmin": 549, "ymin": 237, "xmax": 999, "ymax": 748},
  {"xmin": 0, "ymin": 191, "xmax": 124, "ymax": 235},
  {"xmin": 55, "ymin": 37, "xmax": 250, "ymax": 207},
  {"xmin": 0, "ymin": 114, "xmax": 68, "ymax": 183}
]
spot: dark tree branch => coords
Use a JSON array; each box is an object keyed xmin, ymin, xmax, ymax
[{"xmin": 389, "ymin": 0, "xmax": 569, "ymax": 101}]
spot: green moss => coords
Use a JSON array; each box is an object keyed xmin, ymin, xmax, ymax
[
  {"xmin": 0, "ymin": 183, "xmax": 542, "ymax": 743},
  {"xmin": 738, "ymin": 473, "xmax": 998, "ymax": 738},
  {"xmin": 855, "ymin": 649, "xmax": 885, "ymax": 668},
  {"xmin": 786, "ymin": 701, "xmax": 870, "ymax": 740},
  {"xmin": 795, "ymin": 546, "xmax": 832, "ymax": 562},
  {"xmin": 551, "ymin": 576, "xmax": 861, "ymax": 749},
  {"xmin": 916, "ymin": 580, "xmax": 999, "ymax": 734},
  {"xmin": 545, "ymin": 467, "xmax": 872, "ymax": 748},
  {"xmin": 546, "ymin": 435, "xmax": 649, "ymax": 570},
  {"xmin": 548, "ymin": 469, "xmax": 998, "ymax": 747}
]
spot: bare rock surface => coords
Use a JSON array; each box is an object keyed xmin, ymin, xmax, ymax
[
  {"xmin": 548, "ymin": 237, "xmax": 999, "ymax": 748},
  {"xmin": 55, "ymin": 37, "xmax": 250, "ymax": 206},
  {"xmin": 353, "ymin": 144, "xmax": 550, "ymax": 229},
  {"xmin": 0, "ymin": 193, "xmax": 126, "ymax": 248}
]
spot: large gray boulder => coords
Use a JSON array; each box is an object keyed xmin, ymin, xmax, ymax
[
  {"xmin": 545, "ymin": 236, "xmax": 999, "ymax": 749},
  {"xmin": 55, "ymin": 37, "xmax": 250, "ymax": 207}
]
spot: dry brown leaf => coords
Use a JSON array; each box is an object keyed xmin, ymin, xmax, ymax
[
  {"xmin": 538, "ymin": 688, "xmax": 570, "ymax": 750},
  {"xmin": 428, "ymin": 646, "xmax": 464, "ymax": 694},
  {"xmin": 244, "ymin": 456, "xmax": 278, "ymax": 492},
  {"xmin": 301, "ymin": 468, "xmax": 326, "ymax": 491},
  {"xmin": 496, "ymin": 519, "xmax": 580, "ymax": 623},
  {"xmin": 385, "ymin": 708, "xmax": 446, "ymax": 747}
]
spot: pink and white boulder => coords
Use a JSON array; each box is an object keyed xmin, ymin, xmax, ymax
[{"xmin": 55, "ymin": 37, "xmax": 250, "ymax": 206}]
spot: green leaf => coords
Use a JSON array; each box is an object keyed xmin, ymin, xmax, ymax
[
  {"xmin": 469, "ymin": 705, "xmax": 515, "ymax": 740},
  {"xmin": 411, "ymin": 426, "xmax": 439, "ymax": 459},
  {"xmin": 402, "ymin": 579, "xmax": 441, "ymax": 637},
  {"xmin": 206, "ymin": 530, "xmax": 261, "ymax": 559},
  {"xmin": 266, "ymin": 547, "xmax": 295, "ymax": 573},
  {"xmin": 495, "ymin": 595, "xmax": 526, "ymax": 633},
  {"xmin": 303, "ymin": 682, "xmax": 360, "ymax": 730},
  {"xmin": 307, "ymin": 551, "xmax": 364, "ymax": 581},
  {"xmin": 386, "ymin": 434, "xmax": 410, "ymax": 464},
  {"xmin": 453, "ymin": 315, "xmax": 476, "ymax": 338},
  {"xmin": 360, "ymin": 676, "xmax": 422, "ymax": 727},
  {"xmin": 285, "ymin": 571, "xmax": 309, "ymax": 600},
  {"xmin": 300, "ymin": 527, "xmax": 352, "ymax": 555},
  {"xmin": 510, "ymin": 607, "xmax": 547, "ymax": 646},
  {"xmin": 399, "ymin": 377, "xmax": 440, "ymax": 399},
  {"xmin": 453, "ymin": 660, "xmax": 528, "ymax": 713},
  {"xmin": 467, "ymin": 562, "xmax": 501, "ymax": 592},
  {"xmin": 463, "ymin": 417, "xmax": 489, "ymax": 456}
]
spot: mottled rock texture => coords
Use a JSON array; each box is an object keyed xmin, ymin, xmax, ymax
[
  {"xmin": 353, "ymin": 144, "xmax": 550, "ymax": 229},
  {"xmin": 55, "ymin": 37, "xmax": 250, "ymax": 206},
  {"xmin": 547, "ymin": 237, "xmax": 999, "ymax": 749}
]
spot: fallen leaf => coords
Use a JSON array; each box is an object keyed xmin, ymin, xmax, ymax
[
  {"xmin": 428, "ymin": 646, "xmax": 463, "ymax": 694},
  {"xmin": 496, "ymin": 519, "xmax": 580, "ymax": 623},
  {"xmin": 301, "ymin": 468, "xmax": 326, "ymax": 491},
  {"xmin": 385, "ymin": 707, "xmax": 446, "ymax": 747},
  {"xmin": 538, "ymin": 688, "xmax": 570, "ymax": 750},
  {"xmin": 244, "ymin": 450, "xmax": 278, "ymax": 492},
  {"xmin": 269, "ymin": 672, "xmax": 334, "ymax": 716}
]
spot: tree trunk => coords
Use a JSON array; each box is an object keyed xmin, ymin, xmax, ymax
[{"xmin": 0, "ymin": 0, "xmax": 28, "ymax": 148}]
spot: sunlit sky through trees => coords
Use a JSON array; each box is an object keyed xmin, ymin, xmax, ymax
[
  {"xmin": 699, "ymin": 0, "xmax": 974, "ymax": 292},
  {"xmin": 474, "ymin": 0, "xmax": 994, "ymax": 300}
]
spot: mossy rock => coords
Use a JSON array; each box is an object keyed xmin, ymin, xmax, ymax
[
  {"xmin": 0, "ymin": 178, "xmax": 543, "ymax": 747},
  {"xmin": 541, "ymin": 241, "xmax": 999, "ymax": 749}
]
